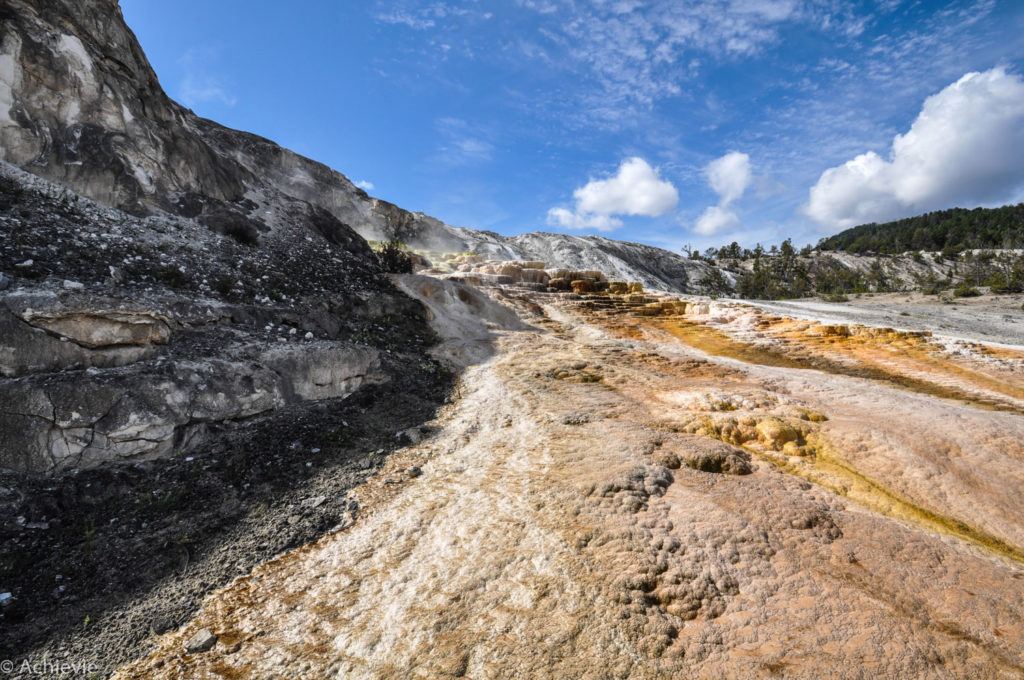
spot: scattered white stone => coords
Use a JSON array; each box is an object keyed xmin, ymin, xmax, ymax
[
  {"xmin": 15, "ymin": 259, "xmax": 33, "ymax": 267},
  {"xmin": 184, "ymin": 628, "xmax": 218, "ymax": 654},
  {"xmin": 304, "ymin": 331, "xmax": 314, "ymax": 340},
  {"xmin": 62, "ymin": 279, "xmax": 84, "ymax": 290}
]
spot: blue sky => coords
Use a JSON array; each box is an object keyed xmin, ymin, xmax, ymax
[{"xmin": 120, "ymin": 0, "xmax": 1024, "ymax": 252}]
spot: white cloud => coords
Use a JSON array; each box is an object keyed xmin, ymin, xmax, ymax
[
  {"xmin": 574, "ymin": 157, "xmax": 680, "ymax": 216},
  {"xmin": 180, "ymin": 75, "xmax": 236, "ymax": 108},
  {"xmin": 356, "ymin": 180, "xmax": 375, "ymax": 191},
  {"xmin": 546, "ymin": 208, "xmax": 623, "ymax": 231},
  {"xmin": 694, "ymin": 205, "xmax": 741, "ymax": 235},
  {"xmin": 513, "ymin": 0, "xmax": 865, "ymax": 124},
  {"xmin": 691, "ymin": 151, "xmax": 752, "ymax": 236},
  {"xmin": 435, "ymin": 117, "xmax": 496, "ymax": 165},
  {"xmin": 805, "ymin": 67, "xmax": 1024, "ymax": 230},
  {"xmin": 706, "ymin": 151, "xmax": 752, "ymax": 205},
  {"xmin": 376, "ymin": 11, "xmax": 436, "ymax": 30},
  {"xmin": 547, "ymin": 157, "xmax": 678, "ymax": 232},
  {"xmin": 375, "ymin": 3, "xmax": 479, "ymax": 29}
]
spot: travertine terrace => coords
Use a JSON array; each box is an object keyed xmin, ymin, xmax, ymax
[{"xmin": 117, "ymin": 278, "xmax": 1024, "ymax": 679}]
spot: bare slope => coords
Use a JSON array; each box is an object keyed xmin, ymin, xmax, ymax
[
  {"xmin": 117, "ymin": 289, "xmax": 1024, "ymax": 679},
  {"xmin": 0, "ymin": 0, "xmax": 716, "ymax": 293}
]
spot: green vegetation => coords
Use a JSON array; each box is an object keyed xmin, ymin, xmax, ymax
[
  {"xmin": 371, "ymin": 240, "xmax": 414, "ymax": 274},
  {"xmin": 985, "ymin": 256, "xmax": 1024, "ymax": 293},
  {"xmin": 736, "ymin": 240, "xmax": 811, "ymax": 299},
  {"xmin": 953, "ymin": 284, "xmax": 982, "ymax": 298},
  {"xmin": 697, "ymin": 267, "xmax": 731, "ymax": 295},
  {"xmin": 818, "ymin": 204, "xmax": 1024, "ymax": 254},
  {"xmin": 698, "ymin": 205, "xmax": 1024, "ymax": 298}
]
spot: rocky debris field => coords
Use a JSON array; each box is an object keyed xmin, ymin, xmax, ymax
[
  {"xmin": 3, "ymin": 2, "xmax": 1024, "ymax": 676},
  {"xmin": 0, "ymin": 162, "xmax": 437, "ymax": 474},
  {"xmin": 0, "ymin": 162, "xmax": 456, "ymax": 675},
  {"xmin": 114, "ymin": 281, "xmax": 1024, "ymax": 679}
]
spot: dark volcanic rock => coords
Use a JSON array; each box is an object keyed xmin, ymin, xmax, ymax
[
  {"xmin": 0, "ymin": 1, "xmax": 454, "ymax": 674},
  {"xmin": 0, "ymin": 0, "xmax": 727, "ymax": 294},
  {"xmin": 0, "ymin": 163, "xmax": 426, "ymax": 473}
]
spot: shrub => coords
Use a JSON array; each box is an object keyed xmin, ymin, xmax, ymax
[
  {"xmin": 986, "ymin": 262, "xmax": 1024, "ymax": 294},
  {"xmin": 698, "ymin": 267, "xmax": 731, "ymax": 295},
  {"xmin": 374, "ymin": 240, "xmax": 413, "ymax": 274},
  {"xmin": 953, "ymin": 283, "xmax": 982, "ymax": 298},
  {"xmin": 225, "ymin": 222, "xmax": 259, "ymax": 246}
]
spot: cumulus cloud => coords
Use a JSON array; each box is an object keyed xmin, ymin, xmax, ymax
[
  {"xmin": 356, "ymin": 180, "xmax": 375, "ymax": 191},
  {"xmin": 706, "ymin": 151, "xmax": 752, "ymax": 205},
  {"xmin": 574, "ymin": 158, "xmax": 680, "ymax": 216},
  {"xmin": 805, "ymin": 67, "xmax": 1024, "ymax": 230},
  {"xmin": 692, "ymin": 151, "xmax": 752, "ymax": 235},
  {"xmin": 694, "ymin": 205, "xmax": 742, "ymax": 235},
  {"xmin": 547, "ymin": 157, "xmax": 678, "ymax": 232}
]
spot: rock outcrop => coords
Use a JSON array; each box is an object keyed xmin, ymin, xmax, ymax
[
  {"xmin": 0, "ymin": 0, "xmax": 458, "ymax": 474},
  {"xmin": 0, "ymin": 0, "xmax": 731, "ymax": 295},
  {"xmin": 0, "ymin": 336, "xmax": 385, "ymax": 473},
  {"xmin": 0, "ymin": 159, "xmax": 425, "ymax": 474},
  {"xmin": 0, "ymin": 0, "xmax": 466, "ymax": 252}
]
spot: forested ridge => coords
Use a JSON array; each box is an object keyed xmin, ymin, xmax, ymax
[{"xmin": 818, "ymin": 204, "xmax": 1024, "ymax": 254}]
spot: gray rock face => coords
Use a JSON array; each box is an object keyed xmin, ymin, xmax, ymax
[
  {"xmin": 0, "ymin": 157, "xmax": 432, "ymax": 474},
  {"xmin": 0, "ymin": 0, "xmax": 458, "ymax": 476},
  {"xmin": 0, "ymin": 304, "xmax": 155, "ymax": 377},
  {"xmin": 0, "ymin": 0, "xmax": 446, "ymax": 253},
  {"xmin": 0, "ymin": 0, "xmax": 721, "ymax": 295},
  {"xmin": 464, "ymin": 231, "xmax": 723, "ymax": 292},
  {"xmin": 16, "ymin": 306, "xmax": 170, "ymax": 348},
  {"xmin": 260, "ymin": 344, "xmax": 384, "ymax": 401},
  {"xmin": 0, "ymin": 323, "xmax": 385, "ymax": 473}
]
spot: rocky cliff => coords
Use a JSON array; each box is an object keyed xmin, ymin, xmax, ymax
[
  {"xmin": 0, "ymin": 2, "xmax": 460, "ymax": 661},
  {"xmin": 0, "ymin": 153, "xmax": 438, "ymax": 474},
  {"xmin": 0, "ymin": 0, "xmax": 475, "ymax": 250},
  {"xmin": 0, "ymin": 149, "xmax": 462, "ymax": 673},
  {"xmin": 0, "ymin": 0, "xmax": 458, "ymax": 474},
  {"xmin": 0, "ymin": 0, "xmax": 725, "ymax": 293}
]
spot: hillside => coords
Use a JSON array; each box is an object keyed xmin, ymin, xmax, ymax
[
  {"xmin": 0, "ymin": 0, "xmax": 719, "ymax": 295},
  {"xmin": 0, "ymin": 0, "xmax": 458, "ymax": 665},
  {"xmin": 818, "ymin": 204, "xmax": 1024, "ymax": 254},
  {"xmin": 2, "ymin": 2, "xmax": 1024, "ymax": 678}
]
